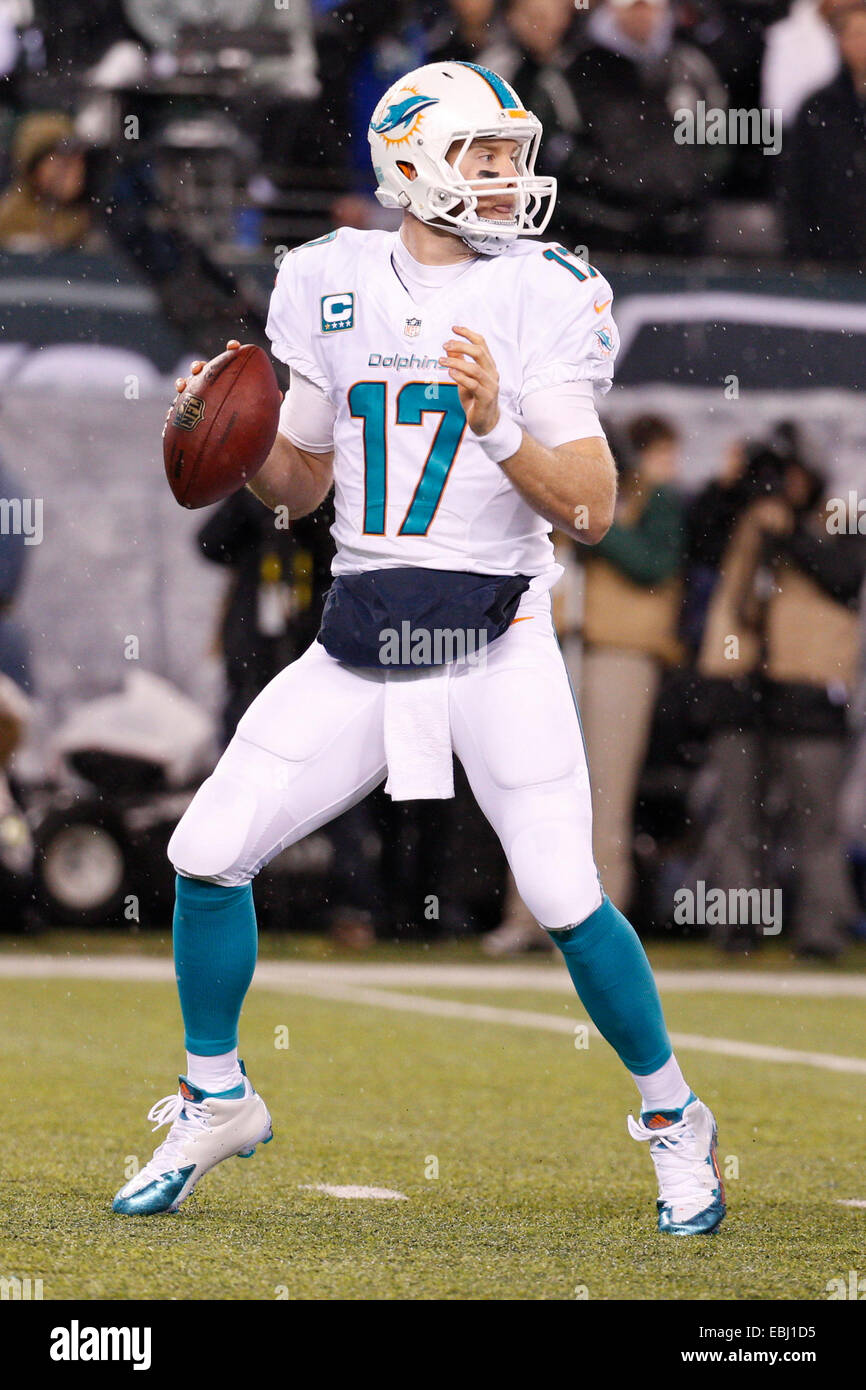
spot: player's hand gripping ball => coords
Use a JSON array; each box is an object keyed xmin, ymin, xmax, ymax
[
  {"xmin": 439, "ymin": 326, "xmax": 501, "ymax": 436},
  {"xmin": 162, "ymin": 340, "xmax": 281, "ymax": 508}
]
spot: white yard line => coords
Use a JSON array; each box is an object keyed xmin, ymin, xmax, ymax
[
  {"xmin": 299, "ymin": 1184, "xmax": 408, "ymax": 1200},
  {"xmin": 1, "ymin": 954, "xmax": 865, "ymax": 1075},
  {"xmin": 2, "ymin": 954, "xmax": 865, "ymax": 996},
  {"xmin": 261, "ymin": 978, "xmax": 866, "ymax": 1077}
]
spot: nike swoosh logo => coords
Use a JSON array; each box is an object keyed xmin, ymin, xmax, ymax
[
  {"xmin": 594, "ymin": 298, "xmax": 612, "ymax": 314},
  {"xmin": 510, "ymin": 616, "xmax": 534, "ymax": 624}
]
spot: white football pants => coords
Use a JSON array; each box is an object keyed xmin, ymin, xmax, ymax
[{"xmin": 168, "ymin": 589, "xmax": 603, "ymax": 929}]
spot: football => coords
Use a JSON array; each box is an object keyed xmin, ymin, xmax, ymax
[{"xmin": 162, "ymin": 343, "xmax": 281, "ymax": 509}]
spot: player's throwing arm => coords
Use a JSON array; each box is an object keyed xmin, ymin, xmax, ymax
[{"xmin": 439, "ymin": 324, "xmax": 617, "ymax": 544}]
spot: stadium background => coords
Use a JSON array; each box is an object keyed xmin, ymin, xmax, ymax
[
  {"xmin": 0, "ymin": 0, "xmax": 863, "ymax": 950},
  {"xmin": 0, "ymin": 0, "xmax": 864, "ymax": 1307}
]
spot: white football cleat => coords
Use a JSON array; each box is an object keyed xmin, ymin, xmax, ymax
[
  {"xmin": 112, "ymin": 1063, "xmax": 273, "ymax": 1215},
  {"xmin": 628, "ymin": 1094, "xmax": 726, "ymax": 1236}
]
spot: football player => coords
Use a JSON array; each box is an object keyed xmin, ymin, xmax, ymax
[{"xmin": 113, "ymin": 61, "xmax": 725, "ymax": 1236}]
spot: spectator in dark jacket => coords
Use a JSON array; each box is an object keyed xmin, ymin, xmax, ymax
[
  {"xmin": 478, "ymin": 0, "xmax": 585, "ymax": 208},
  {"xmin": 759, "ymin": 463, "xmax": 866, "ymax": 956},
  {"xmin": 558, "ymin": 0, "xmax": 728, "ymax": 254},
  {"xmin": 694, "ymin": 450, "xmax": 866, "ymax": 955},
  {"xmin": 781, "ymin": 1, "xmax": 866, "ymax": 263},
  {"xmin": 682, "ymin": 429, "xmax": 795, "ymax": 662},
  {"xmin": 425, "ymin": 0, "xmax": 505, "ymax": 64}
]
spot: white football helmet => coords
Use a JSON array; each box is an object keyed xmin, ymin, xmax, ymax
[{"xmin": 368, "ymin": 60, "xmax": 557, "ymax": 256}]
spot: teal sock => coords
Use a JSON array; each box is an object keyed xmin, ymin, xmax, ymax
[
  {"xmin": 551, "ymin": 895, "xmax": 672, "ymax": 1075},
  {"xmin": 173, "ymin": 874, "xmax": 258, "ymax": 1055}
]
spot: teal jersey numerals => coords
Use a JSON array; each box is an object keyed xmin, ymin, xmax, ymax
[
  {"xmin": 348, "ymin": 381, "xmax": 466, "ymax": 536},
  {"xmin": 396, "ymin": 384, "xmax": 466, "ymax": 535},
  {"xmin": 348, "ymin": 381, "xmax": 388, "ymax": 533},
  {"xmin": 295, "ymin": 230, "xmax": 337, "ymax": 252},
  {"xmin": 542, "ymin": 246, "xmax": 599, "ymax": 282}
]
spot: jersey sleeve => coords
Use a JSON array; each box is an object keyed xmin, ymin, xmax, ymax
[
  {"xmin": 520, "ymin": 381, "xmax": 606, "ymax": 446},
  {"xmin": 266, "ymin": 243, "xmax": 332, "ymax": 395},
  {"xmin": 518, "ymin": 248, "xmax": 620, "ymax": 403},
  {"xmin": 277, "ymin": 371, "xmax": 336, "ymax": 453}
]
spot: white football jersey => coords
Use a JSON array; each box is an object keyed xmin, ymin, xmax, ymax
[{"xmin": 266, "ymin": 227, "xmax": 619, "ymax": 581}]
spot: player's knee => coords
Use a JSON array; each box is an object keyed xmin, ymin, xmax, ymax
[
  {"xmin": 168, "ymin": 766, "xmax": 266, "ymax": 885},
  {"xmin": 509, "ymin": 815, "xmax": 600, "ymax": 929}
]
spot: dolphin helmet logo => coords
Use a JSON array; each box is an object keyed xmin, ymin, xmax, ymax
[{"xmin": 370, "ymin": 91, "xmax": 439, "ymax": 144}]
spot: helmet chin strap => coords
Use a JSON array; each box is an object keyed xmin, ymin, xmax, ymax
[
  {"xmin": 454, "ymin": 188, "xmax": 525, "ymax": 257},
  {"xmin": 458, "ymin": 207, "xmax": 522, "ymax": 256},
  {"xmin": 459, "ymin": 228, "xmax": 513, "ymax": 257}
]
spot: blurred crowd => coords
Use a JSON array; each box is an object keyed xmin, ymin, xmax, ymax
[
  {"xmin": 193, "ymin": 421, "xmax": 866, "ymax": 959},
  {"xmin": 0, "ymin": 0, "xmax": 864, "ymax": 262},
  {"xmin": 571, "ymin": 416, "xmax": 866, "ymax": 959},
  {"xmin": 1, "ymin": 0, "xmax": 864, "ymax": 953}
]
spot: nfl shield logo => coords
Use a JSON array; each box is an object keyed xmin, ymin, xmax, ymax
[
  {"xmin": 173, "ymin": 395, "xmax": 206, "ymax": 431},
  {"xmin": 404, "ymin": 316, "xmax": 422, "ymax": 339}
]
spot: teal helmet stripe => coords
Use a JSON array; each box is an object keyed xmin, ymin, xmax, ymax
[{"xmin": 454, "ymin": 61, "xmax": 520, "ymax": 109}]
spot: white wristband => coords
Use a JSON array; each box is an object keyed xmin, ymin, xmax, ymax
[{"xmin": 474, "ymin": 411, "xmax": 523, "ymax": 463}]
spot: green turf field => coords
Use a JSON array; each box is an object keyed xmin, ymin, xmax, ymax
[{"xmin": 1, "ymin": 945, "xmax": 864, "ymax": 1300}]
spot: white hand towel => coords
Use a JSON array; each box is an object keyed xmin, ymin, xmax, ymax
[{"xmin": 383, "ymin": 664, "xmax": 454, "ymax": 801}]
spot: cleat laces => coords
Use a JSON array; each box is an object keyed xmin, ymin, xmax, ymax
[
  {"xmin": 139, "ymin": 1091, "xmax": 212, "ymax": 1174},
  {"xmin": 628, "ymin": 1111, "xmax": 718, "ymax": 1211}
]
